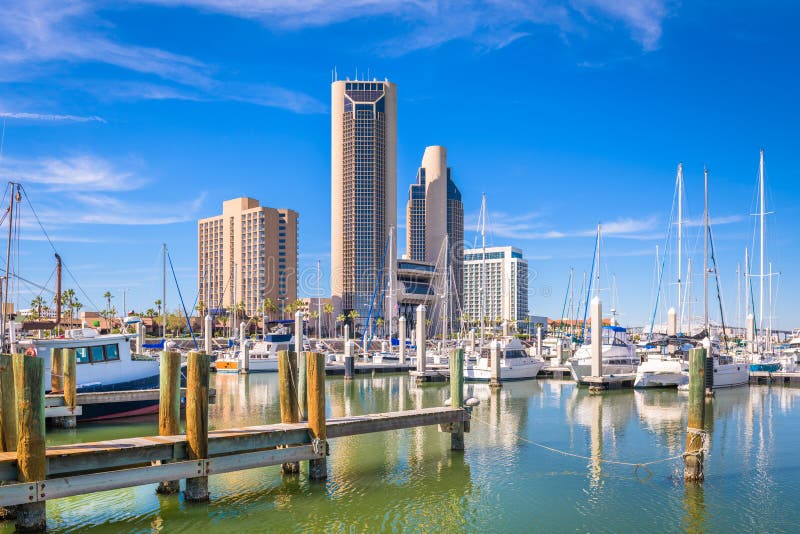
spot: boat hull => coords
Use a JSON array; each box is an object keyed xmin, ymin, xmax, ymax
[
  {"xmin": 465, "ymin": 359, "xmax": 545, "ymax": 381},
  {"xmin": 750, "ymin": 362, "xmax": 781, "ymax": 372},
  {"xmin": 569, "ymin": 363, "xmax": 638, "ymax": 382},
  {"xmin": 634, "ymin": 360, "xmax": 687, "ymax": 388}
]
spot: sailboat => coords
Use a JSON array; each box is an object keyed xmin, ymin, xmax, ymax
[{"xmin": 567, "ymin": 225, "xmax": 640, "ymax": 382}]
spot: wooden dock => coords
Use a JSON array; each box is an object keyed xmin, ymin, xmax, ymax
[
  {"xmin": 0, "ymin": 349, "xmax": 470, "ymax": 530},
  {"xmin": 539, "ymin": 366, "xmax": 572, "ymax": 380},
  {"xmin": 749, "ymin": 371, "xmax": 800, "ymax": 385},
  {"xmin": 579, "ymin": 374, "xmax": 636, "ymax": 390},
  {"xmin": 325, "ymin": 362, "xmax": 414, "ymax": 375}
]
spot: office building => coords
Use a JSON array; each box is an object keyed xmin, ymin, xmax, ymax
[
  {"xmin": 463, "ymin": 246, "xmax": 528, "ymax": 326},
  {"xmin": 406, "ymin": 146, "xmax": 463, "ymax": 333},
  {"xmin": 198, "ymin": 197, "xmax": 298, "ymax": 316},
  {"xmin": 331, "ymin": 78, "xmax": 397, "ymax": 326}
]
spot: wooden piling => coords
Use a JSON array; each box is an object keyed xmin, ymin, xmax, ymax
[
  {"xmin": 297, "ymin": 351, "xmax": 308, "ymax": 421},
  {"xmin": 185, "ymin": 350, "xmax": 210, "ymax": 502},
  {"xmin": 306, "ymin": 351, "xmax": 327, "ymax": 480},
  {"xmin": 63, "ymin": 348, "xmax": 77, "ymax": 410},
  {"xmin": 156, "ymin": 350, "xmax": 181, "ymax": 494},
  {"xmin": 0, "ymin": 354, "xmax": 17, "ymax": 520},
  {"xmin": 50, "ymin": 347, "xmax": 64, "ymax": 394},
  {"xmin": 684, "ymin": 347, "xmax": 706, "ymax": 481},
  {"xmin": 278, "ymin": 350, "xmax": 299, "ymax": 474},
  {"xmin": 449, "ymin": 348, "xmax": 465, "ymax": 451},
  {"xmin": 13, "ymin": 354, "xmax": 46, "ymax": 531},
  {"xmin": 0, "ymin": 354, "xmax": 16, "ymax": 452}
]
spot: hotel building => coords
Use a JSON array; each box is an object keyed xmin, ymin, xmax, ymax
[
  {"xmin": 463, "ymin": 246, "xmax": 528, "ymax": 326},
  {"xmin": 198, "ymin": 197, "xmax": 298, "ymax": 316}
]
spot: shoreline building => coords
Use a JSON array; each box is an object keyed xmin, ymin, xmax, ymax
[
  {"xmin": 331, "ymin": 78, "xmax": 397, "ymax": 330},
  {"xmin": 463, "ymin": 246, "xmax": 528, "ymax": 328},
  {"xmin": 405, "ymin": 146, "xmax": 463, "ymax": 334},
  {"xmin": 198, "ymin": 197, "xmax": 298, "ymax": 317}
]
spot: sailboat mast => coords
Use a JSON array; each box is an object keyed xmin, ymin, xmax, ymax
[
  {"xmin": 677, "ymin": 163, "xmax": 683, "ymax": 333},
  {"xmin": 759, "ymin": 148, "xmax": 766, "ymax": 335},
  {"xmin": 480, "ymin": 193, "xmax": 487, "ymax": 347},
  {"xmin": 736, "ymin": 262, "xmax": 741, "ymax": 333},
  {"xmin": 768, "ymin": 261, "xmax": 773, "ymax": 352},
  {"xmin": 595, "ymin": 224, "xmax": 601, "ymax": 299},
  {"xmin": 443, "ymin": 233, "xmax": 449, "ymax": 341},
  {"xmin": 387, "ymin": 226, "xmax": 394, "ymax": 337},
  {"xmin": 317, "ymin": 259, "xmax": 322, "ymax": 339},
  {"xmin": 704, "ymin": 169, "xmax": 709, "ymax": 335},
  {"xmin": 569, "ymin": 266, "xmax": 574, "ymax": 337},
  {"xmin": 687, "ymin": 257, "xmax": 692, "ymax": 335},
  {"xmin": 162, "ymin": 243, "xmax": 167, "ymax": 339},
  {"xmin": 2, "ymin": 183, "xmax": 16, "ymax": 346}
]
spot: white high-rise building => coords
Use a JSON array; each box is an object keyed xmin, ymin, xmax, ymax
[{"xmin": 463, "ymin": 246, "xmax": 528, "ymax": 325}]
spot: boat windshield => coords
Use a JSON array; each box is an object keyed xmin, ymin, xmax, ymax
[{"xmin": 504, "ymin": 349, "xmax": 528, "ymax": 359}]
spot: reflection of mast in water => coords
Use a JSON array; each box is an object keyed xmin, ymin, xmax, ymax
[{"xmin": 589, "ymin": 394, "xmax": 603, "ymax": 487}]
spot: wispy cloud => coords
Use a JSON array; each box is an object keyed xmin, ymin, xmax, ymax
[
  {"xmin": 59, "ymin": 192, "xmax": 207, "ymax": 225},
  {"xmin": 0, "ymin": 1, "xmax": 326, "ymax": 114},
  {"xmin": 682, "ymin": 214, "xmax": 745, "ymax": 227},
  {"xmin": 2, "ymin": 155, "xmax": 145, "ymax": 192},
  {"xmin": 466, "ymin": 210, "xmax": 661, "ymax": 240},
  {"xmin": 0, "ymin": 112, "xmax": 106, "ymax": 123},
  {"xmin": 137, "ymin": 0, "xmax": 673, "ymax": 53}
]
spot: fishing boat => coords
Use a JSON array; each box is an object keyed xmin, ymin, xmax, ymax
[
  {"xmin": 568, "ymin": 325, "xmax": 640, "ymax": 381},
  {"xmin": 465, "ymin": 337, "xmax": 545, "ymax": 381},
  {"xmin": 20, "ymin": 329, "xmax": 162, "ymax": 420},
  {"xmin": 634, "ymin": 354, "xmax": 688, "ymax": 388}
]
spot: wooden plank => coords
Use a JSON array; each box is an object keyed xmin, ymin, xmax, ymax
[
  {"xmin": 44, "ymin": 406, "xmax": 82, "ymax": 418},
  {"xmin": 326, "ymin": 408, "xmax": 468, "ymax": 439},
  {"xmin": 207, "ymin": 445, "xmax": 320, "ymax": 475},
  {"xmin": 44, "ymin": 387, "xmax": 217, "ymax": 407}
]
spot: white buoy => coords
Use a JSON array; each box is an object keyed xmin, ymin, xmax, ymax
[
  {"xmin": 295, "ymin": 311, "xmax": 303, "ymax": 354},
  {"xmin": 204, "ymin": 314, "xmax": 212, "ymax": 355},
  {"xmin": 667, "ymin": 307, "xmax": 677, "ymax": 337},
  {"xmin": 416, "ymin": 305, "xmax": 426, "ymax": 373},
  {"xmin": 398, "ymin": 316, "xmax": 406, "ymax": 364},
  {"xmin": 591, "ymin": 296, "xmax": 603, "ymax": 378}
]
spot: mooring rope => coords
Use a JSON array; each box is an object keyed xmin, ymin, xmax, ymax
[{"xmin": 469, "ymin": 412, "xmax": 687, "ymax": 478}]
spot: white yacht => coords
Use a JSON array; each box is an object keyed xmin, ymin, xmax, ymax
[
  {"xmin": 634, "ymin": 354, "xmax": 688, "ymax": 388},
  {"xmin": 568, "ymin": 326, "xmax": 639, "ymax": 382},
  {"xmin": 215, "ymin": 333, "xmax": 295, "ymax": 373},
  {"xmin": 464, "ymin": 338, "xmax": 545, "ymax": 381}
]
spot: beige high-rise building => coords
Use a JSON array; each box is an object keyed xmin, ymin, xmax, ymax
[
  {"xmin": 331, "ymin": 79, "xmax": 397, "ymax": 325},
  {"xmin": 198, "ymin": 197, "xmax": 298, "ymax": 317},
  {"xmin": 406, "ymin": 146, "xmax": 463, "ymax": 334}
]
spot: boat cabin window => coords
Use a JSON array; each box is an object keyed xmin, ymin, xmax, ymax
[
  {"xmin": 74, "ymin": 344, "xmax": 122, "ymax": 364},
  {"xmin": 504, "ymin": 349, "xmax": 528, "ymax": 359}
]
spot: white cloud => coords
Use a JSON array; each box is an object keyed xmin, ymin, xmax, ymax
[
  {"xmin": 0, "ymin": 112, "xmax": 106, "ymax": 123},
  {"xmin": 2, "ymin": 155, "xmax": 145, "ymax": 192}
]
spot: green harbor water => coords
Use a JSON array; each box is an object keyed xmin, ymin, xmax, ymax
[{"xmin": 3, "ymin": 374, "xmax": 799, "ymax": 533}]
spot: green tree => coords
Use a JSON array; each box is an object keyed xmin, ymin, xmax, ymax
[
  {"xmin": 323, "ymin": 303, "xmax": 335, "ymax": 337},
  {"xmin": 336, "ymin": 313, "xmax": 346, "ymax": 338},
  {"xmin": 103, "ymin": 291, "xmax": 113, "ymax": 319},
  {"xmin": 309, "ymin": 310, "xmax": 319, "ymax": 337},
  {"xmin": 30, "ymin": 295, "xmax": 46, "ymax": 320},
  {"xmin": 347, "ymin": 310, "xmax": 360, "ymax": 337}
]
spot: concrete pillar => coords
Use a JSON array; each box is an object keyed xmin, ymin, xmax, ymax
[
  {"xmin": 502, "ymin": 321, "xmax": 509, "ymax": 338},
  {"xmin": 137, "ymin": 321, "xmax": 145, "ymax": 354},
  {"xmin": 381, "ymin": 341, "xmax": 388, "ymax": 353},
  {"xmin": 746, "ymin": 313, "xmax": 755, "ymax": 353},
  {"xmin": 468, "ymin": 329, "xmax": 475, "ymax": 354},
  {"xmin": 591, "ymin": 297, "xmax": 603, "ymax": 377},
  {"xmin": 295, "ymin": 311, "xmax": 303, "ymax": 354},
  {"xmin": 536, "ymin": 326, "xmax": 543, "ymax": 357},
  {"xmin": 490, "ymin": 341, "xmax": 502, "ymax": 388},
  {"xmin": 204, "ymin": 314, "xmax": 213, "ymax": 355},
  {"xmin": 344, "ymin": 324, "xmax": 349, "ymax": 342},
  {"xmin": 416, "ymin": 305, "xmax": 426, "ymax": 373},
  {"xmin": 398, "ymin": 316, "xmax": 406, "ymax": 364},
  {"xmin": 8, "ymin": 320, "xmax": 16, "ymax": 355},
  {"xmin": 667, "ymin": 307, "xmax": 677, "ymax": 337}
]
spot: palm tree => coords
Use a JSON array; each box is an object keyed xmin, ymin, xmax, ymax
[
  {"xmin": 309, "ymin": 310, "xmax": 319, "ymax": 337},
  {"xmin": 336, "ymin": 314, "xmax": 346, "ymax": 338},
  {"xmin": 102, "ymin": 291, "xmax": 113, "ymax": 319},
  {"xmin": 347, "ymin": 310, "xmax": 360, "ymax": 337},
  {"xmin": 60, "ymin": 289, "xmax": 76, "ymax": 325},
  {"xmin": 30, "ymin": 296, "xmax": 46, "ymax": 320},
  {"xmin": 323, "ymin": 303, "xmax": 334, "ymax": 337},
  {"xmin": 376, "ymin": 316, "xmax": 385, "ymax": 338},
  {"xmin": 262, "ymin": 298, "xmax": 277, "ymax": 320},
  {"xmin": 154, "ymin": 299, "xmax": 162, "ymax": 316}
]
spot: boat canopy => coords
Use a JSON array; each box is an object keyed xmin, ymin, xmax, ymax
[
  {"xmin": 603, "ymin": 325, "xmax": 627, "ymax": 333},
  {"xmin": 142, "ymin": 339, "xmax": 165, "ymax": 349}
]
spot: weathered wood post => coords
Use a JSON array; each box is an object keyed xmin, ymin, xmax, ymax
[
  {"xmin": 185, "ymin": 350, "xmax": 210, "ymax": 502},
  {"xmin": 590, "ymin": 296, "xmax": 603, "ymax": 378},
  {"xmin": 306, "ymin": 351, "xmax": 327, "ymax": 480},
  {"xmin": 0, "ymin": 353, "xmax": 17, "ymax": 520},
  {"xmin": 416, "ymin": 305, "xmax": 426, "ymax": 373},
  {"xmin": 14, "ymin": 354, "xmax": 46, "ymax": 531},
  {"xmin": 156, "ymin": 350, "xmax": 181, "ymax": 494},
  {"xmin": 278, "ymin": 349, "xmax": 299, "ymax": 474},
  {"xmin": 50, "ymin": 347, "xmax": 64, "ymax": 393},
  {"xmin": 398, "ymin": 316, "xmax": 406, "ymax": 365},
  {"xmin": 490, "ymin": 341, "xmax": 502, "ymax": 388},
  {"xmin": 449, "ymin": 348, "xmax": 465, "ymax": 451},
  {"xmin": 0, "ymin": 354, "xmax": 17, "ymax": 452},
  {"xmin": 63, "ymin": 348, "xmax": 77, "ymax": 410},
  {"xmin": 295, "ymin": 311, "xmax": 307, "ymax": 421},
  {"xmin": 684, "ymin": 347, "xmax": 706, "ymax": 481}
]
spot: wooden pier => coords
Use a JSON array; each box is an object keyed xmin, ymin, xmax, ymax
[
  {"xmin": 539, "ymin": 366, "xmax": 572, "ymax": 380},
  {"xmin": 749, "ymin": 371, "xmax": 800, "ymax": 386},
  {"xmin": 325, "ymin": 362, "xmax": 414, "ymax": 375},
  {"xmin": 0, "ymin": 349, "xmax": 470, "ymax": 531}
]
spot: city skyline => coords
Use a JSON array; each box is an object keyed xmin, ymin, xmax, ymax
[{"xmin": 0, "ymin": 2, "xmax": 797, "ymax": 328}]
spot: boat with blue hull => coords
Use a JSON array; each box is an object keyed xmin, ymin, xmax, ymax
[{"xmin": 20, "ymin": 329, "xmax": 166, "ymax": 421}]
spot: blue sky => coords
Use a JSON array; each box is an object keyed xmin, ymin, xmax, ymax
[{"xmin": 0, "ymin": 1, "xmax": 797, "ymax": 329}]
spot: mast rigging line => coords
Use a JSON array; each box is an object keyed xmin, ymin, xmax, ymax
[
  {"xmin": 580, "ymin": 229, "xmax": 600, "ymax": 343},
  {"xmin": 167, "ymin": 250, "xmax": 199, "ymax": 350}
]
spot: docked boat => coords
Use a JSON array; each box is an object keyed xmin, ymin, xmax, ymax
[
  {"xmin": 214, "ymin": 333, "xmax": 294, "ymax": 373},
  {"xmin": 464, "ymin": 338, "xmax": 545, "ymax": 381},
  {"xmin": 20, "ymin": 329, "xmax": 162, "ymax": 420},
  {"xmin": 568, "ymin": 326, "xmax": 640, "ymax": 382},
  {"xmin": 634, "ymin": 354, "xmax": 688, "ymax": 388}
]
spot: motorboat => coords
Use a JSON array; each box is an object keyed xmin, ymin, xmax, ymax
[
  {"xmin": 568, "ymin": 325, "xmax": 640, "ymax": 382},
  {"xmin": 214, "ymin": 333, "xmax": 294, "ymax": 373},
  {"xmin": 20, "ymin": 329, "xmax": 161, "ymax": 420},
  {"xmin": 634, "ymin": 354, "xmax": 688, "ymax": 388},
  {"xmin": 465, "ymin": 337, "xmax": 545, "ymax": 381}
]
